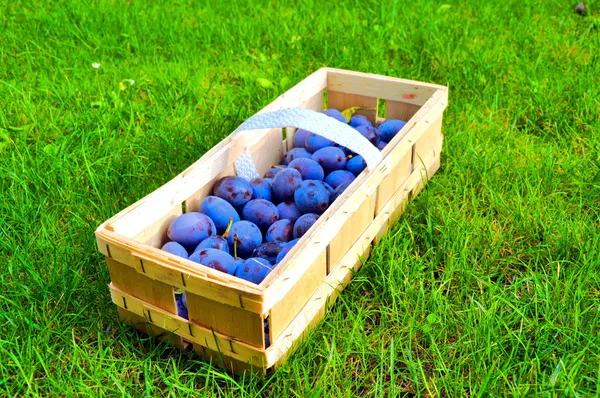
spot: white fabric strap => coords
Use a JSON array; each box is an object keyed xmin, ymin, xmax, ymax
[{"xmin": 232, "ymin": 108, "xmax": 383, "ymax": 181}]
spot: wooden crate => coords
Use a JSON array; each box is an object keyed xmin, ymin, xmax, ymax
[{"xmin": 95, "ymin": 67, "xmax": 448, "ymax": 375}]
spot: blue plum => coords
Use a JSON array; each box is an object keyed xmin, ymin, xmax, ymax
[
  {"xmin": 213, "ymin": 176, "xmax": 253, "ymax": 207},
  {"xmin": 319, "ymin": 181, "xmax": 335, "ymax": 196},
  {"xmin": 265, "ymin": 165, "xmax": 286, "ymax": 179},
  {"xmin": 293, "ymin": 214, "xmax": 319, "ymax": 239},
  {"xmin": 312, "ymin": 146, "xmax": 349, "ymax": 173},
  {"xmin": 200, "ymin": 196, "xmax": 240, "ymax": 235},
  {"xmin": 323, "ymin": 108, "xmax": 347, "ymax": 123},
  {"xmin": 272, "ymin": 168, "xmax": 302, "ymax": 202},
  {"xmin": 355, "ymin": 125, "xmax": 380, "ymax": 146},
  {"xmin": 189, "ymin": 248, "xmax": 237, "ymax": 275},
  {"xmin": 346, "ymin": 155, "xmax": 366, "ymax": 176},
  {"xmin": 276, "ymin": 202, "xmax": 302, "ymax": 223},
  {"xmin": 294, "ymin": 180, "xmax": 330, "ymax": 214},
  {"xmin": 194, "ymin": 235, "xmax": 229, "ymax": 254},
  {"xmin": 235, "ymin": 257, "xmax": 273, "ymax": 284},
  {"xmin": 161, "ymin": 241, "xmax": 188, "ymax": 259},
  {"xmin": 377, "ymin": 141, "xmax": 387, "ymax": 150},
  {"xmin": 275, "ymin": 238, "xmax": 300, "ymax": 264},
  {"xmin": 252, "ymin": 242, "xmax": 285, "ymax": 264},
  {"xmin": 377, "ymin": 119, "xmax": 407, "ymax": 143},
  {"xmin": 193, "ymin": 217, "xmax": 233, "ymax": 253},
  {"xmin": 227, "ymin": 221, "xmax": 263, "ymax": 257},
  {"xmin": 288, "ymin": 158, "xmax": 325, "ymax": 181},
  {"xmin": 175, "ymin": 292, "xmax": 188, "ymax": 319},
  {"xmin": 167, "ymin": 212, "xmax": 216, "ymax": 249},
  {"xmin": 293, "ymin": 129, "xmax": 310, "ymax": 148},
  {"xmin": 305, "ymin": 133, "xmax": 334, "ymax": 153},
  {"xmin": 332, "ymin": 181, "xmax": 352, "ymax": 202},
  {"xmin": 249, "ymin": 178, "xmax": 273, "ymax": 201},
  {"xmin": 242, "ymin": 199, "xmax": 279, "ymax": 231},
  {"xmin": 350, "ymin": 115, "xmax": 373, "ymax": 128},
  {"xmin": 266, "ymin": 219, "xmax": 294, "ymax": 243},
  {"xmin": 325, "ymin": 170, "xmax": 355, "ymax": 190},
  {"xmin": 283, "ymin": 148, "xmax": 313, "ymax": 165}
]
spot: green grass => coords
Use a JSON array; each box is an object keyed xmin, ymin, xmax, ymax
[{"xmin": 1, "ymin": 0, "xmax": 599, "ymax": 395}]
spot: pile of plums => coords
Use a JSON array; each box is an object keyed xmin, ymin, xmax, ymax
[{"xmin": 162, "ymin": 108, "xmax": 407, "ymax": 320}]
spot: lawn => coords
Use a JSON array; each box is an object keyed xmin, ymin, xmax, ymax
[{"xmin": 1, "ymin": 0, "xmax": 599, "ymax": 395}]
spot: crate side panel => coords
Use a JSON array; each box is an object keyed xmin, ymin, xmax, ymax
[
  {"xmin": 194, "ymin": 345, "xmax": 266, "ymax": 376},
  {"xmin": 97, "ymin": 237, "xmax": 134, "ymax": 266},
  {"xmin": 327, "ymin": 91, "xmax": 378, "ymax": 123},
  {"xmin": 186, "ymin": 293, "xmax": 264, "ymax": 348},
  {"xmin": 412, "ymin": 135, "xmax": 443, "ymax": 197},
  {"xmin": 269, "ymin": 250, "xmax": 326, "ymax": 341},
  {"xmin": 328, "ymin": 193, "xmax": 376, "ymax": 267},
  {"xmin": 375, "ymin": 150, "xmax": 412, "ymax": 215},
  {"xmin": 326, "ymin": 69, "xmax": 439, "ymax": 106},
  {"xmin": 386, "ymin": 100, "xmax": 422, "ymax": 123},
  {"xmin": 134, "ymin": 256, "xmax": 264, "ymax": 313},
  {"xmin": 106, "ymin": 258, "xmax": 177, "ymax": 314},
  {"xmin": 413, "ymin": 115, "xmax": 443, "ymax": 166},
  {"xmin": 117, "ymin": 307, "xmax": 185, "ymax": 349},
  {"xmin": 133, "ymin": 204, "xmax": 182, "ymax": 248}
]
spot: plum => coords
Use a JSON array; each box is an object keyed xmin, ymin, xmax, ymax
[
  {"xmin": 161, "ymin": 241, "xmax": 188, "ymax": 259},
  {"xmin": 265, "ymin": 165, "xmax": 286, "ymax": 179},
  {"xmin": 242, "ymin": 199, "xmax": 279, "ymax": 231},
  {"xmin": 293, "ymin": 214, "xmax": 319, "ymax": 239},
  {"xmin": 167, "ymin": 212, "xmax": 216, "ymax": 249},
  {"xmin": 252, "ymin": 242, "xmax": 285, "ymax": 264},
  {"xmin": 346, "ymin": 155, "xmax": 366, "ymax": 176},
  {"xmin": 266, "ymin": 219, "xmax": 294, "ymax": 243},
  {"xmin": 194, "ymin": 235, "xmax": 229, "ymax": 253},
  {"xmin": 275, "ymin": 238, "xmax": 300, "ymax": 264},
  {"xmin": 324, "ymin": 170, "xmax": 355, "ymax": 190},
  {"xmin": 200, "ymin": 196, "xmax": 240, "ymax": 235},
  {"xmin": 350, "ymin": 115, "xmax": 373, "ymax": 128},
  {"xmin": 377, "ymin": 119, "xmax": 407, "ymax": 143},
  {"xmin": 249, "ymin": 178, "xmax": 273, "ymax": 201},
  {"xmin": 227, "ymin": 220, "xmax": 262, "ymax": 257},
  {"xmin": 312, "ymin": 146, "xmax": 349, "ymax": 173},
  {"xmin": 323, "ymin": 108, "xmax": 347, "ymax": 123},
  {"xmin": 193, "ymin": 217, "xmax": 234, "ymax": 253},
  {"xmin": 377, "ymin": 141, "xmax": 387, "ymax": 150},
  {"xmin": 276, "ymin": 202, "xmax": 302, "ymax": 223},
  {"xmin": 355, "ymin": 125, "xmax": 380, "ymax": 146},
  {"xmin": 288, "ymin": 158, "xmax": 325, "ymax": 181},
  {"xmin": 189, "ymin": 248, "xmax": 237, "ymax": 275},
  {"xmin": 235, "ymin": 257, "xmax": 273, "ymax": 284},
  {"xmin": 283, "ymin": 148, "xmax": 313, "ymax": 165},
  {"xmin": 294, "ymin": 180, "xmax": 330, "ymax": 215},
  {"xmin": 175, "ymin": 292, "xmax": 188, "ymax": 319},
  {"xmin": 332, "ymin": 181, "xmax": 352, "ymax": 202},
  {"xmin": 319, "ymin": 181, "xmax": 335, "ymax": 196},
  {"xmin": 213, "ymin": 176, "xmax": 253, "ymax": 207},
  {"xmin": 305, "ymin": 133, "xmax": 334, "ymax": 153},
  {"xmin": 272, "ymin": 168, "xmax": 302, "ymax": 202},
  {"xmin": 293, "ymin": 129, "xmax": 310, "ymax": 149}
]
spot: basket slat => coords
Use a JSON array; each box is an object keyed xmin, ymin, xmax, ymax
[
  {"xmin": 268, "ymin": 250, "xmax": 327, "ymax": 342},
  {"xmin": 186, "ymin": 292, "xmax": 265, "ymax": 348}
]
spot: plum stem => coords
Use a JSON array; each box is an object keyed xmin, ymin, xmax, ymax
[
  {"xmin": 270, "ymin": 165, "xmax": 286, "ymax": 170},
  {"xmin": 222, "ymin": 218, "xmax": 233, "ymax": 238},
  {"xmin": 233, "ymin": 234, "xmax": 239, "ymax": 259}
]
